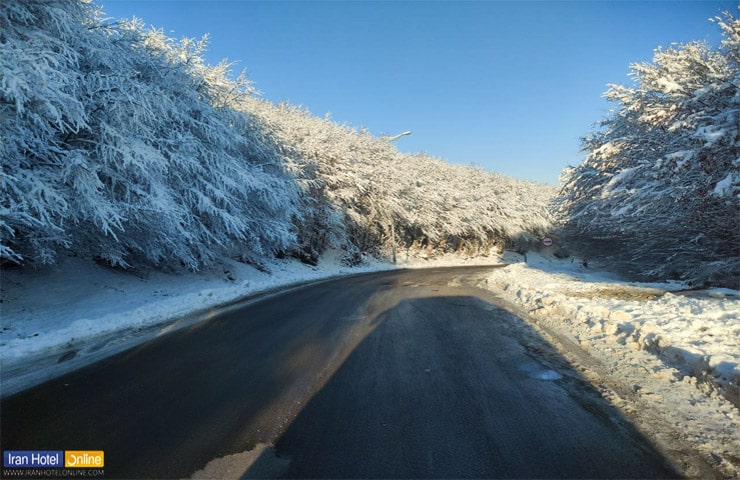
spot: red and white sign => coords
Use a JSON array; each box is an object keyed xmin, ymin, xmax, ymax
[{"xmin": 541, "ymin": 236, "xmax": 555, "ymax": 248}]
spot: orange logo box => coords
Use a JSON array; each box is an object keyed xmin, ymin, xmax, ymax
[{"xmin": 64, "ymin": 451, "xmax": 104, "ymax": 468}]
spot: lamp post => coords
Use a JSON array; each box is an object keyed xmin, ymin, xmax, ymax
[
  {"xmin": 390, "ymin": 219, "xmax": 397, "ymax": 265},
  {"xmin": 383, "ymin": 130, "xmax": 412, "ymax": 142},
  {"xmin": 384, "ymin": 131, "xmax": 411, "ymax": 264}
]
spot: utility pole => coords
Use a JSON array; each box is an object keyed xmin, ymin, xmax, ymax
[
  {"xmin": 391, "ymin": 218, "xmax": 397, "ymax": 265},
  {"xmin": 385, "ymin": 130, "xmax": 410, "ymax": 266}
]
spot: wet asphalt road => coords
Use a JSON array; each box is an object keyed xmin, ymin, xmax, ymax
[{"xmin": 1, "ymin": 266, "xmax": 679, "ymax": 479}]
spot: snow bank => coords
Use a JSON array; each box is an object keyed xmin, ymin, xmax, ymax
[
  {"xmin": 488, "ymin": 254, "xmax": 740, "ymax": 405},
  {"xmin": 484, "ymin": 253, "xmax": 739, "ymax": 402},
  {"xmin": 396, "ymin": 249, "xmax": 505, "ymax": 268},
  {"xmin": 480, "ymin": 252, "xmax": 740, "ymax": 477}
]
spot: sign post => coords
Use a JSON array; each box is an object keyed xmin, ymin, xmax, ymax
[{"xmin": 541, "ymin": 236, "xmax": 554, "ymax": 248}]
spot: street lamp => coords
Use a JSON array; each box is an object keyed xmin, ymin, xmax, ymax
[
  {"xmin": 383, "ymin": 131, "xmax": 412, "ymax": 142},
  {"xmin": 382, "ymin": 131, "xmax": 411, "ymax": 264}
]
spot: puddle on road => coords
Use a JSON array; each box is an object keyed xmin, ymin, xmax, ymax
[{"xmin": 519, "ymin": 362, "xmax": 563, "ymax": 381}]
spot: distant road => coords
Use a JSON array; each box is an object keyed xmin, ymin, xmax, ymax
[{"xmin": 1, "ymin": 267, "xmax": 678, "ymax": 479}]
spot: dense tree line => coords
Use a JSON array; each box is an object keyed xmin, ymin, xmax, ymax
[
  {"xmin": 1, "ymin": 0, "xmax": 552, "ymax": 271},
  {"xmin": 554, "ymin": 11, "xmax": 740, "ymax": 287},
  {"xmin": 1, "ymin": 0, "xmax": 300, "ymax": 270},
  {"xmin": 240, "ymin": 98, "xmax": 554, "ymax": 264}
]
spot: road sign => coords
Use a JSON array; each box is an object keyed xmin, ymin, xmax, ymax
[{"xmin": 541, "ymin": 236, "xmax": 554, "ymax": 248}]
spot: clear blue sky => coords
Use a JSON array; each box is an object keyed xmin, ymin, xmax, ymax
[{"xmin": 99, "ymin": 0, "xmax": 736, "ymax": 185}]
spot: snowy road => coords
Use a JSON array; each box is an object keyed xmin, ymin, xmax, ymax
[{"xmin": 1, "ymin": 267, "xmax": 679, "ymax": 479}]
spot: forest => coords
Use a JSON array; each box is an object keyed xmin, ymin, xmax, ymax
[
  {"xmin": 1, "ymin": 1, "xmax": 738, "ymax": 287},
  {"xmin": 555, "ymin": 10, "xmax": 739, "ymax": 287},
  {"xmin": 0, "ymin": 0, "xmax": 552, "ymax": 272}
]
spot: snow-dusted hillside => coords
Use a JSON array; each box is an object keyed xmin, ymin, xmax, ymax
[{"xmin": 0, "ymin": 0, "xmax": 553, "ymax": 273}]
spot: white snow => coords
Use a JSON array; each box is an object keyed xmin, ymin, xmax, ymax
[
  {"xmin": 657, "ymin": 76, "xmax": 683, "ymax": 93},
  {"xmin": 480, "ymin": 251, "xmax": 740, "ymax": 478},
  {"xmin": 482, "ymin": 253, "xmax": 739, "ymax": 394},
  {"xmin": 713, "ymin": 172, "xmax": 736, "ymax": 197},
  {"xmin": 696, "ymin": 125, "xmax": 727, "ymax": 147},
  {"xmin": 2, "ymin": 250, "xmax": 738, "ymax": 476}
]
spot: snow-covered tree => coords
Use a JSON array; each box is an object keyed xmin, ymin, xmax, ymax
[
  {"xmin": 554, "ymin": 10, "xmax": 740, "ymax": 287},
  {"xmin": 240, "ymin": 97, "xmax": 554, "ymax": 262},
  {"xmin": 1, "ymin": 0, "xmax": 300, "ymax": 270},
  {"xmin": 2, "ymin": 0, "xmax": 553, "ymax": 273}
]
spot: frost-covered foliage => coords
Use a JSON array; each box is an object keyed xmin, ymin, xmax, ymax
[
  {"xmin": 1, "ymin": 0, "xmax": 299, "ymax": 269},
  {"xmin": 240, "ymin": 97, "xmax": 554, "ymax": 261},
  {"xmin": 1, "ymin": 0, "xmax": 553, "ymax": 272},
  {"xmin": 554, "ymin": 10, "xmax": 740, "ymax": 287}
]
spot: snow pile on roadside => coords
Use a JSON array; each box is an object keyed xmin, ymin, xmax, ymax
[
  {"xmin": 0, "ymin": 251, "xmax": 393, "ymax": 396},
  {"xmin": 484, "ymin": 253, "xmax": 739, "ymax": 401},
  {"xmin": 397, "ymin": 249, "xmax": 505, "ymax": 268},
  {"xmin": 481, "ymin": 252, "xmax": 740, "ymax": 477}
]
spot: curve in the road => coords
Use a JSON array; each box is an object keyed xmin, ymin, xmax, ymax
[{"xmin": 1, "ymin": 267, "xmax": 680, "ymax": 479}]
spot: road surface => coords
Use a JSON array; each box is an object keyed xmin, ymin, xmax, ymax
[{"xmin": 1, "ymin": 266, "xmax": 679, "ymax": 479}]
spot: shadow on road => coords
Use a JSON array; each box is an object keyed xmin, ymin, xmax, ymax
[{"xmin": 242, "ymin": 291, "xmax": 681, "ymax": 478}]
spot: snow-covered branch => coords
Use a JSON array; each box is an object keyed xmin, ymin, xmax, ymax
[{"xmin": 554, "ymin": 10, "xmax": 740, "ymax": 287}]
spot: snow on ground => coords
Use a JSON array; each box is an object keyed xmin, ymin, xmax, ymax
[
  {"xmin": 481, "ymin": 252, "xmax": 740, "ymax": 478},
  {"xmin": 396, "ymin": 248, "xmax": 506, "ymax": 268},
  {"xmin": 2, "ymin": 249, "xmax": 738, "ymax": 476}
]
